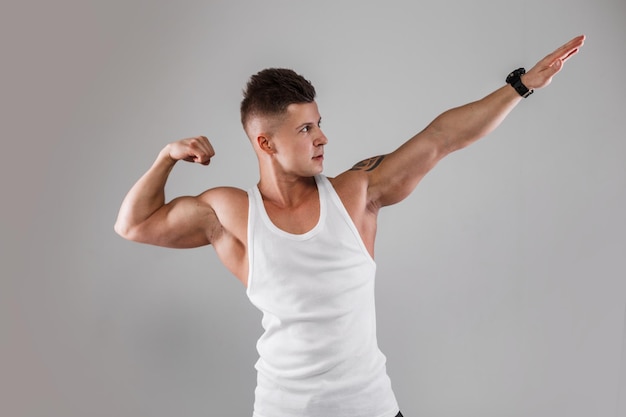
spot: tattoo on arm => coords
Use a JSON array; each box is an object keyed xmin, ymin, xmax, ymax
[{"xmin": 350, "ymin": 155, "xmax": 386, "ymax": 172}]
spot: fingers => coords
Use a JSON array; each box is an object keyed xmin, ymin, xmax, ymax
[
  {"xmin": 168, "ymin": 136, "xmax": 215, "ymax": 165},
  {"xmin": 562, "ymin": 46, "xmax": 581, "ymax": 62},
  {"xmin": 187, "ymin": 136, "xmax": 215, "ymax": 165},
  {"xmin": 545, "ymin": 35, "xmax": 585, "ymax": 66},
  {"xmin": 525, "ymin": 35, "xmax": 585, "ymax": 89}
]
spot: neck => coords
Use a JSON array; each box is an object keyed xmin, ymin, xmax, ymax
[{"xmin": 257, "ymin": 173, "xmax": 318, "ymax": 208}]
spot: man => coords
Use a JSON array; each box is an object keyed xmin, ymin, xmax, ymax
[{"xmin": 115, "ymin": 35, "xmax": 585, "ymax": 417}]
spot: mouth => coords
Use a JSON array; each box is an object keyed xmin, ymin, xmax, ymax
[{"xmin": 313, "ymin": 154, "xmax": 324, "ymax": 161}]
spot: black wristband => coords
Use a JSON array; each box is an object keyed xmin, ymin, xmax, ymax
[{"xmin": 506, "ymin": 68, "xmax": 533, "ymax": 98}]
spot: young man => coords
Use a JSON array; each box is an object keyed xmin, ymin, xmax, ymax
[{"xmin": 115, "ymin": 35, "xmax": 585, "ymax": 417}]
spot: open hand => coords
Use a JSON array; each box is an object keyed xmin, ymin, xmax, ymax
[
  {"xmin": 165, "ymin": 136, "xmax": 215, "ymax": 166},
  {"xmin": 522, "ymin": 35, "xmax": 585, "ymax": 90}
]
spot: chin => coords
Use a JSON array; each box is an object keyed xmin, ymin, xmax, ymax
[{"xmin": 295, "ymin": 162, "xmax": 324, "ymax": 177}]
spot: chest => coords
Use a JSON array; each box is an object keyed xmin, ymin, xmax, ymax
[
  {"xmin": 248, "ymin": 187, "xmax": 376, "ymax": 308},
  {"xmin": 262, "ymin": 193, "xmax": 321, "ymax": 235}
]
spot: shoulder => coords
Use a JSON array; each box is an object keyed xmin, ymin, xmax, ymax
[
  {"xmin": 198, "ymin": 186, "xmax": 248, "ymax": 205},
  {"xmin": 197, "ymin": 187, "xmax": 249, "ymax": 282},
  {"xmin": 328, "ymin": 170, "xmax": 367, "ymax": 194},
  {"xmin": 328, "ymin": 169, "xmax": 379, "ymax": 218},
  {"xmin": 330, "ymin": 166, "xmax": 380, "ymax": 213},
  {"xmin": 197, "ymin": 186, "xmax": 249, "ymax": 225}
]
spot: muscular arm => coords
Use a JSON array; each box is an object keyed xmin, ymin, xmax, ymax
[
  {"xmin": 355, "ymin": 35, "xmax": 585, "ymax": 208},
  {"xmin": 114, "ymin": 136, "xmax": 220, "ymax": 248}
]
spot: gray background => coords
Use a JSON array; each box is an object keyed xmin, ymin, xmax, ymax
[{"xmin": 2, "ymin": 0, "xmax": 625, "ymax": 416}]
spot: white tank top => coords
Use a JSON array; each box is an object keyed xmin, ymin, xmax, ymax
[{"xmin": 246, "ymin": 175, "xmax": 399, "ymax": 417}]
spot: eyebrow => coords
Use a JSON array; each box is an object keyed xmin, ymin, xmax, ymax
[{"xmin": 295, "ymin": 117, "xmax": 322, "ymax": 131}]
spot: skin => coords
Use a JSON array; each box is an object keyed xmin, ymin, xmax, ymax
[{"xmin": 115, "ymin": 35, "xmax": 585, "ymax": 287}]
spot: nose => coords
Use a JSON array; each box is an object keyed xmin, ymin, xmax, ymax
[{"xmin": 315, "ymin": 129, "xmax": 328, "ymax": 146}]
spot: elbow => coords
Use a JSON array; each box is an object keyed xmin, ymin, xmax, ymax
[
  {"xmin": 427, "ymin": 116, "xmax": 473, "ymax": 156},
  {"xmin": 114, "ymin": 219, "xmax": 137, "ymax": 241},
  {"xmin": 114, "ymin": 219, "xmax": 164, "ymax": 246},
  {"xmin": 419, "ymin": 126, "xmax": 454, "ymax": 163},
  {"xmin": 113, "ymin": 221, "xmax": 128, "ymax": 239}
]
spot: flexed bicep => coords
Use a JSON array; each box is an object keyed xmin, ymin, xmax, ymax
[
  {"xmin": 115, "ymin": 135, "xmax": 219, "ymax": 246},
  {"xmin": 126, "ymin": 194, "xmax": 220, "ymax": 248}
]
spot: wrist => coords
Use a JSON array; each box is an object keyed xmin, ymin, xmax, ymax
[
  {"xmin": 520, "ymin": 74, "xmax": 535, "ymax": 90},
  {"xmin": 506, "ymin": 68, "xmax": 533, "ymax": 98},
  {"xmin": 157, "ymin": 145, "xmax": 179, "ymax": 167}
]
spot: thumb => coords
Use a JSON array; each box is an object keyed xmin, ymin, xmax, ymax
[
  {"xmin": 550, "ymin": 58, "xmax": 563, "ymax": 75},
  {"xmin": 536, "ymin": 58, "xmax": 562, "ymax": 88}
]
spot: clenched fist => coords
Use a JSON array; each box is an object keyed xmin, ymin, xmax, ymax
[{"xmin": 164, "ymin": 136, "xmax": 215, "ymax": 166}]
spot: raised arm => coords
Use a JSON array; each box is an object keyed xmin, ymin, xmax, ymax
[
  {"xmin": 361, "ymin": 35, "xmax": 585, "ymax": 208},
  {"xmin": 114, "ymin": 136, "xmax": 221, "ymax": 248}
]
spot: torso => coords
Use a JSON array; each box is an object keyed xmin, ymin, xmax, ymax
[{"xmin": 207, "ymin": 171, "xmax": 376, "ymax": 287}]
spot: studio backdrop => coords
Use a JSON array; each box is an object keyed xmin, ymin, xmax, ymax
[{"xmin": 2, "ymin": 1, "xmax": 625, "ymax": 416}]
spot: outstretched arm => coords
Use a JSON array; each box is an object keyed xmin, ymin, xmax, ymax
[
  {"xmin": 114, "ymin": 136, "xmax": 220, "ymax": 248},
  {"xmin": 360, "ymin": 35, "xmax": 585, "ymax": 208}
]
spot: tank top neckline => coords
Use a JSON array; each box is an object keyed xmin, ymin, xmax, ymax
[{"xmin": 252, "ymin": 175, "xmax": 327, "ymax": 241}]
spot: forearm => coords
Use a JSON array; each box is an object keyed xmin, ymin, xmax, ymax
[
  {"xmin": 427, "ymin": 83, "xmax": 522, "ymax": 154},
  {"xmin": 370, "ymin": 84, "xmax": 523, "ymax": 206},
  {"xmin": 114, "ymin": 147, "xmax": 177, "ymax": 237},
  {"xmin": 368, "ymin": 35, "xmax": 584, "ymax": 208},
  {"xmin": 427, "ymin": 33, "xmax": 585, "ymax": 154}
]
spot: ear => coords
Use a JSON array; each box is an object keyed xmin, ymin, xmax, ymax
[{"xmin": 256, "ymin": 134, "xmax": 275, "ymax": 155}]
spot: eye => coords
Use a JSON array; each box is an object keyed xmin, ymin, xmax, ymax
[{"xmin": 300, "ymin": 125, "xmax": 311, "ymax": 133}]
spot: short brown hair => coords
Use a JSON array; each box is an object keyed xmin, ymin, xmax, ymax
[{"xmin": 240, "ymin": 68, "xmax": 316, "ymax": 131}]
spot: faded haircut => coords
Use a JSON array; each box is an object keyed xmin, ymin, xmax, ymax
[{"xmin": 240, "ymin": 68, "xmax": 316, "ymax": 133}]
